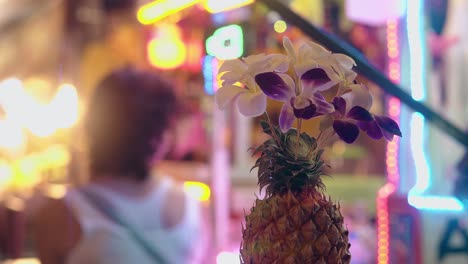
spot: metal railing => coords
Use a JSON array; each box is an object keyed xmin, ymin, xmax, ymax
[{"xmin": 258, "ymin": 0, "xmax": 468, "ymax": 148}]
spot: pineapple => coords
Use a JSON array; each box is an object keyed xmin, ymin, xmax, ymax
[
  {"xmin": 240, "ymin": 121, "xmax": 351, "ymax": 264},
  {"xmin": 215, "ymin": 36, "xmax": 401, "ymax": 264}
]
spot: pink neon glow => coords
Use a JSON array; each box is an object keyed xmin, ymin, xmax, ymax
[
  {"xmin": 377, "ymin": 183, "xmax": 395, "ymax": 264},
  {"xmin": 384, "ymin": 19, "xmax": 401, "ymax": 186},
  {"xmin": 345, "ymin": 0, "xmax": 406, "ymax": 26},
  {"xmin": 377, "ymin": 19, "xmax": 401, "ymax": 264}
]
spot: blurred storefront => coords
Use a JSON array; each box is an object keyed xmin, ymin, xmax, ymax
[{"xmin": 1, "ymin": 0, "xmax": 466, "ymax": 263}]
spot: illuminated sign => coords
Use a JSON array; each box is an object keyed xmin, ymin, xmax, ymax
[
  {"xmin": 147, "ymin": 24, "xmax": 187, "ymax": 69},
  {"xmin": 137, "ymin": 0, "xmax": 199, "ymax": 25},
  {"xmin": 203, "ymin": 0, "xmax": 254, "ymax": 13},
  {"xmin": 206, "ymin": 24, "xmax": 244, "ymax": 60}
]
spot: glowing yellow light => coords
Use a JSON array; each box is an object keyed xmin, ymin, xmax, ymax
[
  {"xmin": 0, "ymin": 159, "xmax": 12, "ymax": 191},
  {"xmin": 25, "ymin": 83, "xmax": 79, "ymax": 137},
  {"xmin": 137, "ymin": 0, "xmax": 200, "ymax": 25},
  {"xmin": 0, "ymin": 78, "xmax": 32, "ymax": 126},
  {"xmin": 27, "ymin": 105, "xmax": 56, "ymax": 137},
  {"xmin": 274, "ymin": 20, "xmax": 287, "ymax": 33},
  {"xmin": 42, "ymin": 144, "xmax": 70, "ymax": 168},
  {"xmin": 147, "ymin": 24, "xmax": 186, "ymax": 69},
  {"xmin": 48, "ymin": 84, "xmax": 79, "ymax": 129},
  {"xmin": 203, "ymin": 0, "xmax": 254, "ymax": 13},
  {"xmin": 0, "ymin": 119, "xmax": 25, "ymax": 150},
  {"xmin": 184, "ymin": 181, "xmax": 211, "ymax": 202},
  {"xmin": 45, "ymin": 184, "xmax": 67, "ymax": 199},
  {"xmin": 10, "ymin": 155, "xmax": 41, "ymax": 190},
  {"xmin": 23, "ymin": 77, "xmax": 52, "ymax": 103},
  {"xmin": 3, "ymin": 258, "xmax": 41, "ymax": 264}
]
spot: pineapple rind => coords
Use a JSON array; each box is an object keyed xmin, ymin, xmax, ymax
[{"xmin": 241, "ymin": 190, "xmax": 351, "ymax": 264}]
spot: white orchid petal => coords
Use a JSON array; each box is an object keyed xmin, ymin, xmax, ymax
[
  {"xmin": 219, "ymin": 59, "xmax": 246, "ymax": 74},
  {"xmin": 344, "ymin": 69, "xmax": 358, "ymax": 82},
  {"xmin": 283, "ymin": 37, "xmax": 296, "ymax": 63},
  {"xmin": 237, "ymin": 92, "xmax": 267, "ymax": 117},
  {"xmin": 220, "ymin": 71, "xmax": 244, "ymax": 86},
  {"xmin": 243, "ymin": 53, "xmax": 268, "ymax": 64},
  {"xmin": 276, "ymin": 73, "xmax": 296, "ymax": 97},
  {"xmin": 215, "ymin": 85, "xmax": 247, "ymax": 110},
  {"xmin": 302, "ymin": 41, "xmax": 331, "ymax": 60},
  {"xmin": 342, "ymin": 84, "xmax": 373, "ymax": 111},
  {"xmin": 332, "ymin": 53, "xmax": 356, "ymax": 69},
  {"xmin": 267, "ymin": 54, "xmax": 290, "ymax": 73},
  {"xmin": 279, "ymin": 103, "xmax": 295, "ymax": 132},
  {"xmin": 322, "ymin": 66, "xmax": 343, "ymax": 84}
]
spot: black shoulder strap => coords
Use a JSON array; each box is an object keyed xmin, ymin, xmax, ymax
[{"xmin": 79, "ymin": 189, "xmax": 168, "ymax": 263}]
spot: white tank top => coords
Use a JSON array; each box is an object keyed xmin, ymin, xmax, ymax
[{"xmin": 64, "ymin": 177, "xmax": 202, "ymax": 264}]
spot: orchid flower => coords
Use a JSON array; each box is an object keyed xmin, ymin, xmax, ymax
[
  {"xmin": 255, "ymin": 71, "xmax": 335, "ymax": 132},
  {"xmin": 215, "ymin": 53, "xmax": 289, "ymax": 117},
  {"xmin": 283, "ymin": 37, "xmax": 357, "ymax": 89},
  {"xmin": 321, "ymin": 84, "xmax": 401, "ymax": 143}
]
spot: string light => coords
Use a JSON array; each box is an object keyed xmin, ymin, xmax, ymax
[{"xmin": 377, "ymin": 18, "xmax": 401, "ymax": 264}]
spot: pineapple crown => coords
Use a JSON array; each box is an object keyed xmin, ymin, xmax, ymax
[{"xmin": 252, "ymin": 120, "xmax": 327, "ymax": 196}]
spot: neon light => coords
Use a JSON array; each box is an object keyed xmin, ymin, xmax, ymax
[
  {"xmin": 405, "ymin": 0, "xmax": 464, "ymax": 212},
  {"xmin": 203, "ymin": 56, "xmax": 214, "ymax": 95},
  {"xmin": 406, "ymin": 0, "xmax": 426, "ymax": 101},
  {"xmin": 185, "ymin": 39, "xmax": 204, "ymax": 72},
  {"xmin": 137, "ymin": 0, "xmax": 200, "ymax": 25},
  {"xmin": 204, "ymin": 0, "xmax": 254, "ymax": 14},
  {"xmin": 408, "ymin": 195, "xmax": 464, "ymax": 211},
  {"xmin": 409, "ymin": 113, "xmax": 431, "ymax": 192},
  {"xmin": 385, "ymin": 19, "xmax": 401, "ymax": 186},
  {"xmin": 377, "ymin": 183, "xmax": 395, "ymax": 264},
  {"xmin": 147, "ymin": 24, "xmax": 186, "ymax": 69},
  {"xmin": 216, "ymin": 251, "xmax": 240, "ymax": 264},
  {"xmin": 377, "ymin": 19, "xmax": 401, "ymax": 264},
  {"xmin": 206, "ymin": 24, "xmax": 244, "ymax": 60}
]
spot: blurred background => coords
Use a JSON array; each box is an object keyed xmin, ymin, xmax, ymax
[{"xmin": 0, "ymin": 0, "xmax": 466, "ymax": 263}]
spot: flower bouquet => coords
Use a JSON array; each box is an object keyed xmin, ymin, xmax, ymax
[{"xmin": 215, "ymin": 37, "xmax": 401, "ymax": 263}]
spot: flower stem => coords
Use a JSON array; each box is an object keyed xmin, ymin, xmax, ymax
[
  {"xmin": 295, "ymin": 118, "xmax": 302, "ymax": 159},
  {"xmin": 264, "ymin": 112, "xmax": 281, "ymax": 145}
]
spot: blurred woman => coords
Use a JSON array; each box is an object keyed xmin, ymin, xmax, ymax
[{"xmin": 33, "ymin": 67, "xmax": 208, "ymax": 264}]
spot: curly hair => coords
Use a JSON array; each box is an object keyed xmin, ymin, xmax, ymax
[{"xmin": 85, "ymin": 67, "xmax": 178, "ymax": 181}]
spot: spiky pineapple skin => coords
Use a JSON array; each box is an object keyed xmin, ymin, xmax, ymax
[{"xmin": 241, "ymin": 189, "xmax": 351, "ymax": 264}]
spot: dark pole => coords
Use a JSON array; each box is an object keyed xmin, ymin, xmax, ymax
[{"xmin": 257, "ymin": 0, "xmax": 468, "ymax": 148}]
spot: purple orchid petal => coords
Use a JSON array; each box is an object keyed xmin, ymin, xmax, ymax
[
  {"xmin": 255, "ymin": 72, "xmax": 293, "ymax": 101},
  {"xmin": 374, "ymin": 115, "xmax": 402, "ymax": 137},
  {"xmin": 312, "ymin": 93, "xmax": 335, "ymax": 114},
  {"xmin": 301, "ymin": 68, "xmax": 330, "ymax": 84},
  {"xmin": 332, "ymin": 97, "xmax": 346, "ymax": 116},
  {"xmin": 382, "ymin": 130, "xmax": 395, "ymax": 141},
  {"xmin": 357, "ymin": 121, "xmax": 383, "ymax": 140},
  {"xmin": 333, "ymin": 120, "xmax": 359, "ymax": 144},
  {"xmin": 279, "ymin": 103, "xmax": 295, "ymax": 132},
  {"xmin": 347, "ymin": 106, "xmax": 374, "ymax": 121},
  {"xmin": 301, "ymin": 68, "xmax": 335, "ymax": 94}
]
